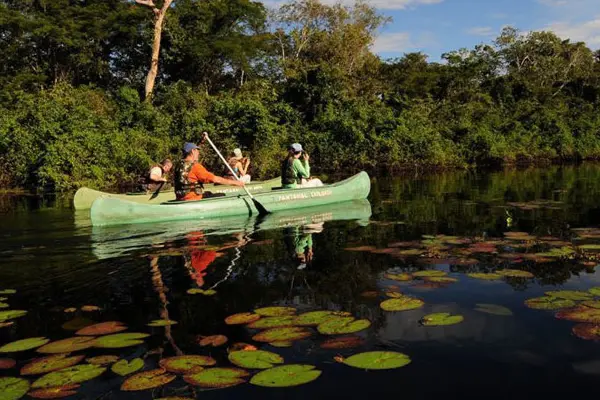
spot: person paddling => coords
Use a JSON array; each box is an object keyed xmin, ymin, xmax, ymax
[
  {"xmin": 174, "ymin": 142, "xmax": 244, "ymax": 201},
  {"xmin": 144, "ymin": 159, "xmax": 172, "ymax": 193},
  {"xmin": 281, "ymin": 143, "xmax": 323, "ymax": 189}
]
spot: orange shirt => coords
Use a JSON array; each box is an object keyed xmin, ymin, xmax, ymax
[
  {"xmin": 190, "ymin": 250, "xmax": 218, "ymax": 287},
  {"xmin": 181, "ymin": 163, "xmax": 217, "ymax": 201}
]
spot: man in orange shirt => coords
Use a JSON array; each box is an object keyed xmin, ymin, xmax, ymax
[{"xmin": 174, "ymin": 142, "xmax": 244, "ymax": 201}]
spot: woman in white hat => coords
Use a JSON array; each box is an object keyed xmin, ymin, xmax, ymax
[{"xmin": 226, "ymin": 148, "xmax": 251, "ymax": 183}]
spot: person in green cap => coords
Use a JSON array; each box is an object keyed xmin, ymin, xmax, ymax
[{"xmin": 280, "ymin": 143, "xmax": 323, "ymax": 189}]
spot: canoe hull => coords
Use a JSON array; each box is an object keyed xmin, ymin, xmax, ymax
[
  {"xmin": 90, "ymin": 172, "xmax": 371, "ymax": 226},
  {"xmin": 73, "ymin": 177, "xmax": 281, "ymax": 210}
]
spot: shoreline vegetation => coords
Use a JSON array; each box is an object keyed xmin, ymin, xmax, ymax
[{"xmin": 1, "ymin": 0, "xmax": 600, "ymax": 193}]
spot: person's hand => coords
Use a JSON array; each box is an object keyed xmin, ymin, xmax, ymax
[
  {"xmin": 235, "ymin": 180, "xmax": 245, "ymax": 187},
  {"xmin": 161, "ymin": 177, "xmax": 168, "ymax": 182},
  {"xmin": 302, "ymin": 153, "xmax": 310, "ymax": 162},
  {"xmin": 306, "ymin": 248, "xmax": 313, "ymax": 263}
]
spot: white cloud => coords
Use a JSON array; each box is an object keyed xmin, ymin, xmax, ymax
[
  {"xmin": 546, "ymin": 17, "xmax": 600, "ymax": 46},
  {"xmin": 372, "ymin": 32, "xmax": 414, "ymax": 53},
  {"xmin": 265, "ymin": 0, "xmax": 444, "ymax": 10},
  {"xmin": 467, "ymin": 26, "xmax": 495, "ymax": 36},
  {"xmin": 537, "ymin": 0, "xmax": 568, "ymax": 6}
]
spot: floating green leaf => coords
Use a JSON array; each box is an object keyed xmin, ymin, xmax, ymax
[
  {"xmin": 317, "ymin": 317, "xmax": 371, "ymax": 335},
  {"xmin": 0, "ymin": 337, "xmax": 50, "ymax": 353},
  {"xmin": 475, "ymin": 304, "xmax": 513, "ymax": 316},
  {"xmin": 424, "ymin": 276, "xmax": 458, "ymax": 283},
  {"xmin": 545, "ymin": 290, "xmax": 593, "ymax": 301},
  {"xmin": 80, "ymin": 305, "xmax": 101, "ymax": 312},
  {"xmin": 341, "ymin": 351, "xmax": 411, "ymax": 370},
  {"xmin": 228, "ymin": 350, "xmax": 284, "ymax": 369},
  {"xmin": 380, "ymin": 297, "xmax": 424, "ymax": 312},
  {"xmin": 497, "ymin": 269, "xmax": 534, "ymax": 278},
  {"xmin": 412, "ymin": 270, "xmax": 447, "ymax": 277},
  {"xmin": 76, "ymin": 321, "xmax": 127, "ymax": 336},
  {"xmin": 61, "ymin": 317, "xmax": 95, "ymax": 332},
  {"xmin": 385, "ymin": 273, "xmax": 412, "ymax": 282},
  {"xmin": 320, "ymin": 336, "xmax": 365, "ymax": 349},
  {"xmin": 121, "ymin": 369, "xmax": 176, "ymax": 391},
  {"xmin": 254, "ymin": 307, "xmax": 296, "ymax": 317},
  {"xmin": 420, "ymin": 313, "xmax": 464, "ymax": 326},
  {"xmin": 467, "ymin": 273, "xmax": 503, "ymax": 281},
  {"xmin": 247, "ymin": 316, "xmax": 296, "ymax": 329},
  {"xmin": 94, "ymin": 333, "xmax": 149, "ymax": 349},
  {"xmin": 86, "ymin": 356, "xmax": 119, "ymax": 366},
  {"xmin": 0, "ymin": 358, "xmax": 15, "ymax": 369},
  {"xmin": 0, "ymin": 310, "xmax": 27, "ymax": 322},
  {"xmin": 269, "ymin": 341, "xmax": 293, "ymax": 348},
  {"xmin": 589, "ymin": 287, "xmax": 600, "ymax": 296},
  {"xmin": 28, "ymin": 384, "xmax": 79, "ymax": 399},
  {"xmin": 147, "ymin": 320, "xmax": 178, "ymax": 327},
  {"xmin": 224, "ymin": 313, "xmax": 261, "ymax": 325},
  {"xmin": 0, "ymin": 303, "xmax": 9, "ymax": 309},
  {"xmin": 184, "ymin": 368, "xmax": 249, "ymax": 388},
  {"xmin": 573, "ymin": 324, "xmax": 600, "ymax": 340},
  {"xmin": 525, "ymin": 296, "xmax": 576, "ymax": 310},
  {"xmin": 31, "ymin": 364, "xmax": 106, "ymax": 389},
  {"xmin": 293, "ymin": 311, "xmax": 339, "ymax": 326},
  {"xmin": 37, "ymin": 337, "xmax": 95, "ymax": 354},
  {"xmin": 0, "ymin": 377, "xmax": 29, "ymax": 400},
  {"xmin": 198, "ymin": 335, "xmax": 228, "ymax": 347},
  {"xmin": 0, "ymin": 290, "xmax": 16, "ymax": 295},
  {"xmin": 579, "ymin": 244, "xmax": 600, "ymax": 251},
  {"xmin": 111, "ymin": 358, "xmax": 144, "ymax": 376},
  {"xmin": 21, "ymin": 355, "xmax": 85, "ymax": 376},
  {"xmin": 556, "ymin": 307, "xmax": 600, "ymax": 323},
  {"xmin": 159, "ymin": 355, "xmax": 215, "ymax": 374},
  {"xmin": 582, "ymin": 301, "xmax": 600, "ymax": 309},
  {"xmin": 252, "ymin": 327, "xmax": 312, "ymax": 343},
  {"xmin": 250, "ymin": 365, "xmax": 321, "ymax": 388},
  {"xmin": 187, "ymin": 289, "xmax": 216, "ymax": 296}
]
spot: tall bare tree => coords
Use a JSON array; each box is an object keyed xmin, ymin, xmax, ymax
[{"xmin": 135, "ymin": 0, "xmax": 174, "ymax": 101}]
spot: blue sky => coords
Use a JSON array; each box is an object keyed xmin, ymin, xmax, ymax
[{"xmin": 365, "ymin": 0, "xmax": 600, "ymax": 61}]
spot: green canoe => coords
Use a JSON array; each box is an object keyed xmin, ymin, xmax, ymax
[
  {"xmin": 90, "ymin": 172, "xmax": 371, "ymax": 227},
  {"xmin": 73, "ymin": 177, "xmax": 281, "ymax": 210},
  {"xmin": 90, "ymin": 199, "xmax": 372, "ymax": 259}
]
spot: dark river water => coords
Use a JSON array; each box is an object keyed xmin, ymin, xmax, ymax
[{"xmin": 3, "ymin": 165, "xmax": 600, "ymax": 399}]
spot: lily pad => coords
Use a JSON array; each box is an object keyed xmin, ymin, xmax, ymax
[
  {"xmin": 556, "ymin": 307, "xmax": 600, "ymax": 323},
  {"xmin": 228, "ymin": 343, "xmax": 257, "ymax": 352},
  {"xmin": 37, "ymin": 337, "xmax": 96, "ymax": 354},
  {"xmin": 247, "ymin": 316, "xmax": 297, "ymax": 329},
  {"xmin": 0, "ymin": 303, "xmax": 9, "ymax": 309},
  {"xmin": 497, "ymin": 269, "xmax": 534, "ymax": 278},
  {"xmin": 467, "ymin": 273, "xmax": 503, "ymax": 281},
  {"xmin": 412, "ymin": 270, "xmax": 447, "ymax": 277},
  {"xmin": 86, "ymin": 355, "xmax": 119, "ymax": 366},
  {"xmin": 360, "ymin": 291, "xmax": 379, "ymax": 298},
  {"xmin": 317, "ymin": 317, "xmax": 371, "ymax": 335},
  {"xmin": 0, "ymin": 290, "xmax": 16, "ymax": 295},
  {"xmin": 111, "ymin": 358, "xmax": 144, "ymax": 376},
  {"xmin": 228, "ymin": 350, "xmax": 284, "ymax": 369},
  {"xmin": 159, "ymin": 355, "xmax": 216, "ymax": 374},
  {"xmin": 380, "ymin": 297, "xmax": 424, "ymax": 312},
  {"xmin": 121, "ymin": 369, "xmax": 176, "ymax": 391},
  {"xmin": 254, "ymin": 307, "xmax": 296, "ymax": 317},
  {"xmin": 386, "ymin": 292, "xmax": 404, "ymax": 298},
  {"xmin": 61, "ymin": 318, "xmax": 95, "ymax": 332},
  {"xmin": 63, "ymin": 308, "xmax": 76, "ymax": 314},
  {"xmin": 21, "ymin": 355, "xmax": 85, "ymax": 376},
  {"xmin": 545, "ymin": 290, "xmax": 593, "ymax": 301},
  {"xmin": 93, "ymin": 333, "xmax": 149, "ymax": 349},
  {"xmin": 320, "ymin": 336, "xmax": 365, "ymax": 349},
  {"xmin": 420, "ymin": 313, "xmax": 464, "ymax": 326},
  {"xmin": 589, "ymin": 287, "xmax": 600, "ymax": 296},
  {"xmin": 0, "ymin": 358, "xmax": 16, "ymax": 369},
  {"xmin": 225, "ymin": 313, "xmax": 261, "ymax": 325},
  {"xmin": 28, "ymin": 384, "xmax": 79, "ymax": 399},
  {"xmin": 198, "ymin": 335, "xmax": 228, "ymax": 347},
  {"xmin": 0, "ymin": 310, "xmax": 27, "ymax": 322},
  {"xmin": 572, "ymin": 324, "xmax": 600, "ymax": 340},
  {"xmin": 582, "ymin": 301, "xmax": 600, "ymax": 309},
  {"xmin": 75, "ymin": 321, "xmax": 127, "ymax": 336},
  {"xmin": 187, "ymin": 289, "xmax": 216, "ymax": 296},
  {"xmin": 80, "ymin": 305, "xmax": 101, "ymax": 312},
  {"xmin": 424, "ymin": 276, "xmax": 458, "ymax": 283},
  {"xmin": 385, "ymin": 273, "xmax": 412, "ymax": 282},
  {"xmin": 579, "ymin": 244, "xmax": 600, "ymax": 251},
  {"xmin": 341, "ymin": 351, "xmax": 411, "ymax": 370},
  {"xmin": 269, "ymin": 341, "xmax": 293, "ymax": 348},
  {"xmin": 250, "ymin": 364, "xmax": 321, "ymax": 387},
  {"xmin": 525, "ymin": 296, "xmax": 576, "ymax": 310},
  {"xmin": 184, "ymin": 367, "xmax": 249, "ymax": 388},
  {"xmin": 475, "ymin": 304, "xmax": 513, "ymax": 316},
  {"xmin": 147, "ymin": 320, "xmax": 178, "ymax": 327},
  {"xmin": 31, "ymin": 364, "xmax": 106, "ymax": 389},
  {"xmin": 0, "ymin": 377, "xmax": 29, "ymax": 400},
  {"xmin": 0, "ymin": 322, "xmax": 14, "ymax": 329},
  {"xmin": 0, "ymin": 337, "xmax": 50, "ymax": 353},
  {"xmin": 293, "ymin": 311, "xmax": 340, "ymax": 326},
  {"xmin": 252, "ymin": 327, "xmax": 312, "ymax": 343}
]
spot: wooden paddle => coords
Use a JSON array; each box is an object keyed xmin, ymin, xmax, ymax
[
  {"xmin": 202, "ymin": 132, "xmax": 270, "ymax": 216},
  {"xmin": 149, "ymin": 181, "xmax": 165, "ymax": 200}
]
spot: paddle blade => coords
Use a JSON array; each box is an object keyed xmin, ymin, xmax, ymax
[
  {"xmin": 149, "ymin": 182, "xmax": 165, "ymax": 200},
  {"xmin": 252, "ymin": 198, "xmax": 270, "ymax": 215}
]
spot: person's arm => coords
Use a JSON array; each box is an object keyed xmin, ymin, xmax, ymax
[
  {"xmin": 237, "ymin": 161, "xmax": 248, "ymax": 176},
  {"xmin": 192, "ymin": 163, "xmax": 244, "ymax": 187},
  {"xmin": 292, "ymin": 158, "xmax": 310, "ymax": 179},
  {"xmin": 213, "ymin": 176, "xmax": 244, "ymax": 186},
  {"xmin": 150, "ymin": 167, "xmax": 166, "ymax": 182}
]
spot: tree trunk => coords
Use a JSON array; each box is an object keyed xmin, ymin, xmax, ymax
[{"xmin": 136, "ymin": 0, "xmax": 174, "ymax": 102}]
